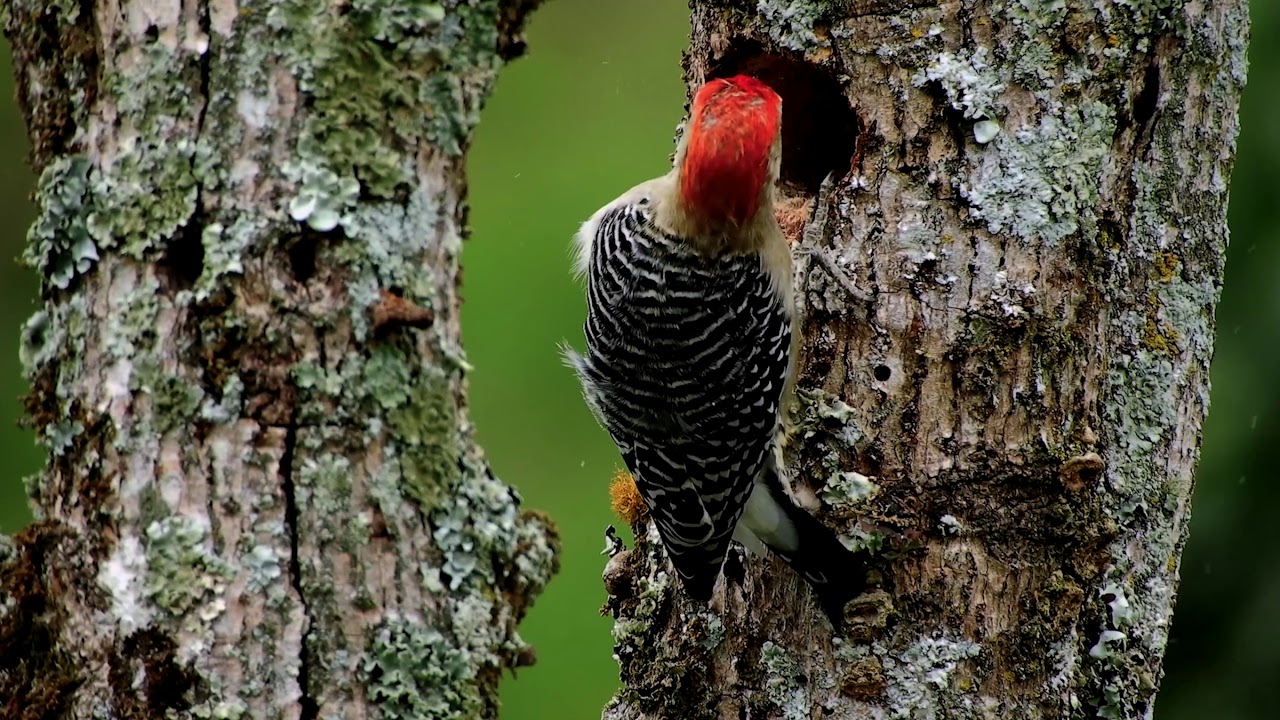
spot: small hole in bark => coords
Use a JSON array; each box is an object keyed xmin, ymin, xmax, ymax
[
  {"xmin": 287, "ymin": 230, "xmax": 321, "ymax": 284},
  {"xmin": 158, "ymin": 221, "xmax": 206, "ymax": 293},
  {"xmin": 1133, "ymin": 61, "xmax": 1161, "ymax": 130},
  {"xmin": 723, "ymin": 545, "xmax": 747, "ymax": 587},
  {"xmin": 144, "ymin": 24, "xmax": 159, "ymax": 43},
  {"xmin": 1077, "ymin": 465, "xmax": 1101, "ymax": 486},
  {"xmin": 706, "ymin": 43, "xmax": 858, "ymax": 193},
  {"xmin": 874, "ymin": 364, "xmax": 891, "ymax": 382}
]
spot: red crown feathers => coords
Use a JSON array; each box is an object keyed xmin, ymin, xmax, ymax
[{"xmin": 679, "ymin": 75, "xmax": 782, "ymax": 226}]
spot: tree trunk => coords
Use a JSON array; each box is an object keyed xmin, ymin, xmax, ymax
[
  {"xmin": 603, "ymin": 2, "xmax": 1248, "ymax": 719},
  {"xmin": 0, "ymin": 2, "xmax": 558, "ymax": 719}
]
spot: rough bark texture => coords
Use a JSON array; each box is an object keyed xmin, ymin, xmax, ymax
[
  {"xmin": 603, "ymin": 1, "xmax": 1248, "ymax": 719},
  {"xmin": 0, "ymin": 2, "xmax": 558, "ymax": 719}
]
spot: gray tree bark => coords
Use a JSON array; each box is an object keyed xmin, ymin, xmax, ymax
[
  {"xmin": 603, "ymin": 1, "xmax": 1248, "ymax": 719},
  {"xmin": 0, "ymin": 2, "xmax": 558, "ymax": 719}
]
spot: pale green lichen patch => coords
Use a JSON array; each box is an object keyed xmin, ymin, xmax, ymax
[
  {"xmin": 938, "ymin": 514, "xmax": 964, "ymax": 536},
  {"xmin": 842, "ymin": 525, "xmax": 888, "ymax": 555},
  {"xmin": 243, "ymin": 544, "xmax": 284, "ymax": 593},
  {"xmin": 756, "ymin": 0, "xmax": 830, "ymax": 51},
  {"xmin": 338, "ymin": 188, "xmax": 447, "ymax": 340},
  {"xmin": 361, "ymin": 615, "xmax": 481, "ymax": 720},
  {"xmin": 42, "ymin": 0, "xmax": 84, "ymax": 23},
  {"xmin": 1149, "ymin": 271, "xmax": 1219, "ymax": 357},
  {"xmin": 1011, "ymin": 40, "xmax": 1063, "ymax": 91},
  {"xmin": 1103, "ymin": 347, "xmax": 1176, "ymax": 502},
  {"xmin": 610, "ymin": 617, "xmax": 649, "ymax": 649},
  {"xmin": 631, "ymin": 561, "xmax": 670, "ymax": 621},
  {"xmin": 24, "ymin": 155, "xmax": 98, "ymax": 289},
  {"xmin": 509, "ymin": 508, "xmax": 561, "ymax": 600},
  {"xmin": 144, "ymin": 515, "xmax": 234, "ymax": 618},
  {"xmin": 290, "ymin": 376, "xmax": 501, "ymax": 717},
  {"xmin": 1092, "ymin": 316, "xmax": 1200, "ymax": 715},
  {"xmin": 268, "ymin": 0, "xmax": 504, "ymax": 208},
  {"xmin": 18, "ymin": 310, "xmax": 56, "ymax": 377},
  {"xmin": 20, "ymin": 290, "xmax": 93, "ymax": 457},
  {"xmin": 430, "ymin": 456, "xmax": 538, "ymax": 592},
  {"xmin": 1001, "ymin": 0, "xmax": 1068, "ymax": 33},
  {"xmin": 973, "ymin": 118, "xmax": 1001, "ymax": 144},
  {"xmin": 998, "ymin": 0, "xmax": 1182, "ymax": 96},
  {"xmin": 388, "ymin": 367, "xmax": 461, "ymax": 509},
  {"xmin": 609, "ymin": 528, "xmax": 671, "ymax": 655},
  {"xmin": 959, "ymin": 100, "xmax": 1115, "ymax": 244},
  {"xmin": 296, "ymin": 451, "xmax": 358, "ymax": 549},
  {"xmin": 193, "ymin": 219, "xmax": 257, "ymax": 302},
  {"xmin": 760, "ymin": 641, "xmax": 808, "ymax": 720},
  {"xmin": 105, "ymin": 273, "xmax": 162, "ymax": 359},
  {"xmin": 18, "ymin": 25, "xmax": 210, "ymax": 483},
  {"xmin": 92, "ymin": 138, "xmax": 204, "ymax": 259},
  {"xmin": 448, "ymin": 593, "xmax": 499, "ymax": 660},
  {"xmin": 89, "ymin": 42, "xmax": 206, "ymax": 258},
  {"xmin": 695, "ymin": 611, "xmax": 726, "ymax": 651},
  {"xmin": 1093, "ymin": 0, "xmax": 1184, "ymax": 42},
  {"xmin": 342, "ymin": 191, "xmax": 445, "ymax": 297},
  {"xmin": 1088, "ymin": 629, "xmax": 1126, "ymax": 660},
  {"xmin": 791, "ymin": 388, "xmax": 866, "ymax": 449},
  {"xmin": 823, "ymin": 470, "xmax": 878, "ymax": 508},
  {"xmin": 292, "ymin": 346, "xmax": 464, "ymax": 513},
  {"xmin": 361, "ymin": 346, "xmax": 416, "ymax": 411},
  {"xmin": 286, "ymin": 164, "xmax": 360, "ymax": 232},
  {"xmin": 913, "ymin": 47, "xmax": 1004, "ymax": 120},
  {"xmin": 41, "ymin": 419, "xmax": 83, "ymax": 456},
  {"xmin": 131, "ymin": 362, "xmax": 207, "ymax": 436},
  {"xmin": 1047, "ymin": 634, "xmax": 1080, "ymax": 691},
  {"xmin": 859, "ymin": 13, "xmax": 944, "ymax": 67},
  {"xmin": 881, "ymin": 635, "xmax": 982, "ymax": 719},
  {"xmin": 200, "ymin": 374, "xmax": 246, "ymax": 424},
  {"xmin": 245, "ymin": 0, "xmax": 493, "ymax": 359},
  {"xmin": 291, "ymin": 360, "xmax": 344, "ymax": 408}
]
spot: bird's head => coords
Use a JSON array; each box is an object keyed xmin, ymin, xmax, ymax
[{"xmin": 676, "ymin": 75, "xmax": 782, "ymax": 230}]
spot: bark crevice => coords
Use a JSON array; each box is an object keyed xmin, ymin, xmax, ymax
[{"xmin": 280, "ymin": 407, "xmax": 317, "ymax": 720}]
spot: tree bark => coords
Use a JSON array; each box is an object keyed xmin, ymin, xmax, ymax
[
  {"xmin": 0, "ymin": 2, "xmax": 558, "ymax": 719},
  {"xmin": 603, "ymin": 2, "xmax": 1248, "ymax": 719}
]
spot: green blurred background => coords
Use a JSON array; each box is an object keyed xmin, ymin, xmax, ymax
[{"xmin": 0, "ymin": 2, "xmax": 1274, "ymax": 718}]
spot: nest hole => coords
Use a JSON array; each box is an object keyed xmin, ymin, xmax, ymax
[
  {"xmin": 158, "ymin": 220, "xmax": 206, "ymax": 293},
  {"xmin": 287, "ymin": 230, "xmax": 320, "ymax": 285},
  {"xmin": 707, "ymin": 45, "xmax": 859, "ymax": 194}
]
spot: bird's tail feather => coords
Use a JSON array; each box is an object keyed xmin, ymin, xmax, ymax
[{"xmin": 740, "ymin": 461, "xmax": 869, "ymax": 627}]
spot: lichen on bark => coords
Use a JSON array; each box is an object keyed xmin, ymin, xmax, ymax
[
  {"xmin": 604, "ymin": 1, "xmax": 1248, "ymax": 718},
  {"xmin": 0, "ymin": 1, "xmax": 558, "ymax": 718}
]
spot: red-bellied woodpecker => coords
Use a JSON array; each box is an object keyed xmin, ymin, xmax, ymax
[{"xmin": 563, "ymin": 74, "xmax": 867, "ymax": 625}]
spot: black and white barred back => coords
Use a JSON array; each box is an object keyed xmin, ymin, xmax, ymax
[{"xmin": 568, "ymin": 196, "xmax": 792, "ymax": 600}]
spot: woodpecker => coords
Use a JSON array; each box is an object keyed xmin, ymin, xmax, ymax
[{"xmin": 563, "ymin": 74, "xmax": 866, "ymax": 625}]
